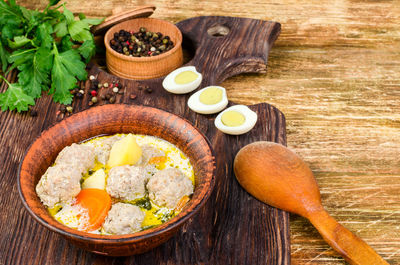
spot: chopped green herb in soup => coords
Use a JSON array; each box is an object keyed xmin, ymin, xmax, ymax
[{"xmin": 36, "ymin": 134, "xmax": 194, "ymax": 235}]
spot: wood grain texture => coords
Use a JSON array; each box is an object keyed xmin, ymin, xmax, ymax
[
  {"xmin": 0, "ymin": 14, "xmax": 289, "ymax": 265},
  {"xmin": 3, "ymin": 0, "xmax": 400, "ymax": 264}
]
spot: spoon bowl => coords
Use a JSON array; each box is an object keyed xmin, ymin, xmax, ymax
[
  {"xmin": 234, "ymin": 141, "xmax": 322, "ymax": 218},
  {"xmin": 234, "ymin": 141, "xmax": 388, "ymax": 265}
]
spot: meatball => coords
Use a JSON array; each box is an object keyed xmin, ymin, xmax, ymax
[
  {"xmin": 106, "ymin": 165, "xmax": 146, "ymax": 201},
  {"xmin": 36, "ymin": 164, "xmax": 82, "ymax": 208},
  {"xmin": 55, "ymin": 143, "xmax": 95, "ymax": 174},
  {"xmin": 142, "ymin": 164, "xmax": 158, "ymax": 179},
  {"xmin": 139, "ymin": 145, "xmax": 165, "ymax": 165},
  {"xmin": 147, "ymin": 168, "xmax": 193, "ymax": 209},
  {"xmin": 102, "ymin": 203, "xmax": 145, "ymax": 235}
]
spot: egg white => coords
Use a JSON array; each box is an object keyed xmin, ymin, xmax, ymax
[
  {"xmin": 214, "ymin": 105, "xmax": 258, "ymax": 135},
  {"xmin": 162, "ymin": 66, "xmax": 202, "ymax": 94},
  {"xmin": 187, "ymin": 86, "xmax": 228, "ymax": 114}
]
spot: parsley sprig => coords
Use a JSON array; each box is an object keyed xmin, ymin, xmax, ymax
[{"xmin": 0, "ymin": 0, "xmax": 103, "ymax": 112}]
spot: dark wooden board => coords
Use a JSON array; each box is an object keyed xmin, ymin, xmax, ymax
[{"xmin": 0, "ymin": 16, "xmax": 290, "ymax": 264}]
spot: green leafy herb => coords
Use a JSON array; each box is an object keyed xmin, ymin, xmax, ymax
[
  {"xmin": 78, "ymin": 40, "xmax": 96, "ymax": 62},
  {"xmin": 0, "ymin": 75, "xmax": 35, "ymax": 112},
  {"xmin": 18, "ymin": 46, "xmax": 53, "ymax": 98},
  {"xmin": 0, "ymin": 0, "xmax": 104, "ymax": 112},
  {"xmin": 160, "ymin": 210, "xmax": 175, "ymax": 223},
  {"xmin": 51, "ymin": 43, "xmax": 86, "ymax": 104},
  {"xmin": 140, "ymin": 225, "xmax": 156, "ymax": 231},
  {"xmin": 134, "ymin": 196, "xmax": 152, "ymax": 210},
  {"xmin": 0, "ymin": 41, "xmax": 9, "ymax": 72}
]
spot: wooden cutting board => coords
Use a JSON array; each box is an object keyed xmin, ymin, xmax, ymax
[{"xmin": 0, "ymin": 16, "xmax": 290, "ymax": 264}]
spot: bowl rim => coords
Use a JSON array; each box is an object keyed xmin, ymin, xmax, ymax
[
  {"xmin": 17, "ymin": 104, "xmax": 215, "ymax": 243},
  {"xmin": 104, "ymin": 17, "xmax": 183, "ymax": 62}
]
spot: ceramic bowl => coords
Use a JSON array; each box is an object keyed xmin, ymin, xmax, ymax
[
  {"xmin": 104, "ymin": 18, "xmax": 183, "ymax": 80},
  {"xmin": 18, "ymin": 104, "xmax": 215, "ymax": 256}
]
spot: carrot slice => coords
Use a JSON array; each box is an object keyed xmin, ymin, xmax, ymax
[
  {"xmin": 175, "ymin": 195, "xmax": 190, "ymax": 212},
  {"xmin": 75, "ymin": 189, "xmax": 111, "ymax": 232},
  {"xmin": 148, "ymin": 156, "xmax": 166, "ymax": 165}
]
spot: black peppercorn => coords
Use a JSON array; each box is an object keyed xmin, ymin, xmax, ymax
[
  {"xmin": 60, "ymin": 105, "xmax": 67, "ymax": 113},
  {"xmin": 91, "ymin": 79, "xmax": 99, "ymax": 86},
  {"xmin": 29, "ymin": 109, "xmax": 38, "ymax": 117},
  {"xmin": 110, "ymin": 28, "xmax": 174, "ymax": 57}
]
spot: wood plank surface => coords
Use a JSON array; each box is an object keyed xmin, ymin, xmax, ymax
[
  {"xmin": 0, "ymin": 10, "xmax": 291, "ymax": 265},
  {"xmin": 2, "ymin": 0, "xmax": 400, "ymax": 264}
]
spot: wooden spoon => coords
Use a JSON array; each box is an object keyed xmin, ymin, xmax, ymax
[{"xmin": 233, "ymin": 141, "xmax": 389, "ymax": 265}]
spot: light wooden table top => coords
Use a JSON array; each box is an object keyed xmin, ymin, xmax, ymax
[{"xmin": 15, "ymin": 0, "xmax": 400, "ymax": 264}]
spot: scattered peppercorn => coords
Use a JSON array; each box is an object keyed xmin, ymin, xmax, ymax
[
  {"xmin": 88, "ymin": 101, "xmax": 93, "ymax": 106},
  {"xmin": 110, "ymin": 28, "xmax": 174, "ymax": 57},
  {"xmin": 79, "ymin": 89, "xmax": 84, "ymax": 95},
  {"xmin": 76, "ymin": 92, "xmax": 83, "ymax": 98},
  {"xmin": 145, "ymin": 87, "xmax": 153, "ymax": 93},
  {"xmin": 29, "ymin": 109, "xmax": 38, "ymax": 117},
  {"xmin": 91, "ymin": 90, "xmax": 98, "ymax": 97},
  {"xmin": 66, "ymin": 106, "xmax": 73, "ymax": 113},
  {"xmin": 118, "ymin": 89, "xmax": 124, "ymax": 95},
  {"xmin": 105, "ymin": 93, "xmax": 112, "ymax": 100},
  {"xmin": 98, "ymin": 83, "xmax": 103, "ymax": 89},
  {"xmin": 101, "ymin": 94, "xmax": 106, "ymax": 100},
  {"xmin": 109, "ymin": 96, "xmax": 116, "ymax": 104},
  {"xmin": 60, "ymin": 105, "xmax": 67, "ymax": 113},
  {"xmin": 130, "ymin": 93, "xmax": 137, "ymax": 100},
  {"xmin": 103, "ymin": 82, "xmax": 109, "ymax": 88},
  {"xmin": 91, "ymin": 80, "xmax": 99, "ymax": 90},
  {"xmin": 113, "ymin": 87, "xmax": 119, "ymax": 93},
  {"xmin": 91, "ymin": 97, "xmax": 98, "ymax": 103},
  {"xmin": 89, "ymin": 75, "xmax": 95, "ymax": 80}
]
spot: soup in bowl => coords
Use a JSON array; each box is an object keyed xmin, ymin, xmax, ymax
[{"xmin": 18, "ymin": 104, "xmax": 215, "ymax": 256}]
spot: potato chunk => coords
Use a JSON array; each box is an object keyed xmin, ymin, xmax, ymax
[
  {"xmin": 82, "ymin": 169, "xmax": 106, "ymax": 190},
  {"xmin": 107, "ymin": 134, "xmax": 142, "ymax": 167}
]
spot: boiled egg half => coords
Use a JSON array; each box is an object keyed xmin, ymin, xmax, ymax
[
  {"xmin": 162, "ymin": 66, "xmax": 202, "ymax": 94},
  {"xmin": 214, "ymin": 105, "xmax": 257, "ymax": 135},
  {"xmin": 188, "ymin": 86, "xmax": 228, "ymax": 114}
]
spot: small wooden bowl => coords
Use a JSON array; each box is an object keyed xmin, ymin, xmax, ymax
[
  {"xmin": 105, "ymin": 18, "xmax": 183, "ymax": 80},
  {"xmin": 18, "ymin": 104, "xmax": 215, "ymax": 256}
]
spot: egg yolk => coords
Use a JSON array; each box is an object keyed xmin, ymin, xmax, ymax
[
  {"xmin": 199, "ymin": 87, "xmax": 223, "ymax": 105},
  {"xmin": 221, "ymin": 111, "xmax": 246, "ymax": 127},
  {"xmin": 174, "ymin": 71, "xmax": 198, "ymax": 84}
]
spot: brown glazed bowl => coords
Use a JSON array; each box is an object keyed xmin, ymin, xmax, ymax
[
  {"xmin": 104, "ymin": 18, "xmax": 183, "ymax": 80},
  {"xmin": 18, "ymin": 104, "xmax": 215, "ymax": 256}
]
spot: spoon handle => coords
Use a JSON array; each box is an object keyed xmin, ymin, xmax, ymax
[{"xmin": 307, "ymin": 209, "xmax": 389, "ymax": 265}]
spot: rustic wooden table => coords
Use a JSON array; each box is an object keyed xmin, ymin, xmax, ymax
[{"xmin": 2, "ymin": 0, "xmax": 399, "ymax": 264}]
